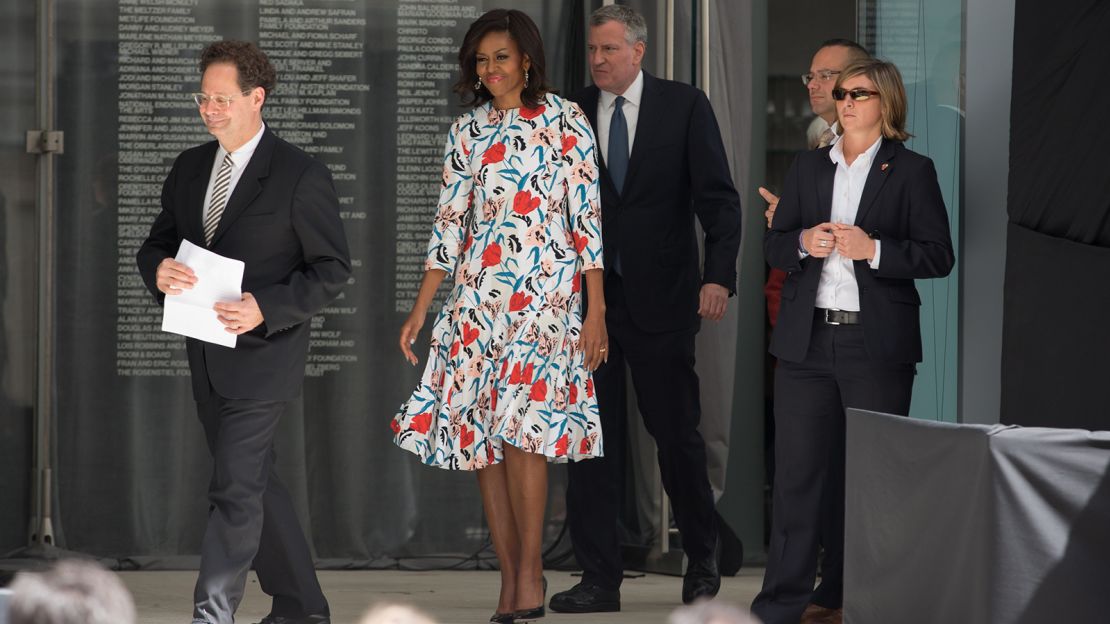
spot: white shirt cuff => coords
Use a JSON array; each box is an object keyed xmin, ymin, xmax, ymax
[{"xmin": 868, "ymin": 240, "xmax": 882, "ymax": 269}]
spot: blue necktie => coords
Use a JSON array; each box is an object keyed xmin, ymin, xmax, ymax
[
  {"xmin": 608, "ymin": 96, "xmax": 628, "ymax": 275},
  {"xmin": 608, "ymin": 95, "xmax": 629, "ymax": 195}
]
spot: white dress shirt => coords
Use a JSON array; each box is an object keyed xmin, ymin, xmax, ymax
[
  {"xmin": 814, "ymin": 135, "xmax": 883, "ymax": 311},
  {"xmin": 597, "ymin": 70, "xmax": 644, "ymax": 163},
  {"xmin": 202, "ymin": 123, "xmax": 266, "ymax": 224}
]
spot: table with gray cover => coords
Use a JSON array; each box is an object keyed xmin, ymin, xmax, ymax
[{"xmin": 844, "ymin": 409, "xmax": 1108, "ymax": 623}]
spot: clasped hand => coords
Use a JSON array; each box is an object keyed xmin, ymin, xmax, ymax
[{"xmin": 804, "ymin": 223, "xmax": 874, "ymax": 261}]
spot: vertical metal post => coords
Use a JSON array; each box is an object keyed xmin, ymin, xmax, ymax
[
  {"xmin": 657, "ymin": 0, "xmax": 676, "ymax": 557},
  {"xmin": 29, "ymin": 0, "xmax": 58, "ymax": 547},
  {"xmin": 699, "ymin": 0, "xmax": 710, "ymax": 97}
]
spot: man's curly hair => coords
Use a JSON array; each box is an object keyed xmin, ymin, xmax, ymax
[{"xmin": 199, "ymin": 40, "xmax": 277, "ymax": 98}]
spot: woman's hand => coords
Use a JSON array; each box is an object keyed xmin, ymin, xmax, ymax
[
  {"xmin": 580, "ymin": 309, "xmax": 609, "ymax": 371},
  {"xmin": 399, "ymin": 308, "xmax": 427, "ymax": 366},
  {"xmin": 832, "ymin": 224, "xmax": 876, "ymax": 261}
]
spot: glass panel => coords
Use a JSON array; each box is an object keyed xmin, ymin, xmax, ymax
[
  {"xmin": 860, "ymin": 0, "xmax": 963, "ymax": 422},
  {"xmin": 0, "ymin": 2, "xmax": 39, "ymax": 553}
]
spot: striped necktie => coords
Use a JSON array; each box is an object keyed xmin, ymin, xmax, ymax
[
  {"xmin": 817, "ymin": 127, "xmax": 837, "ymax": 149},
  {"xmin": 204, "ymin": 153, "xmax": 234, "ymax": 245}
]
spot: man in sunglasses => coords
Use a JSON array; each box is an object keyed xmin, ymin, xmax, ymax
[{"xmin": 757, "ymin": 38, "xmax": 869, "ymax": 624}]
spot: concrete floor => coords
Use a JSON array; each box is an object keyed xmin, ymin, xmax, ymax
[{"xmin": 120, "ymin": 568, "xmax": 765, "ymax": 624}]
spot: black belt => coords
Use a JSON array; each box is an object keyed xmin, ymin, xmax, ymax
[{"xmin": 816, "ymin": 308, "xmax": 861, "ymax": 325}]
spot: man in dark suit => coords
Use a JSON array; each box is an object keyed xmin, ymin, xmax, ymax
[
  {"xmin": 551, "ymin": 5, "xmax": 742, "ymax": 612},
  {"xmin": 137, "ymin": 41, "xmax": 350, "ymax": 624}
]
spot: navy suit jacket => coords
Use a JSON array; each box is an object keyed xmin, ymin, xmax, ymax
[
  {"xmin": 137, "ymin": 127, "xmax": 351, "ymax": 401},
  {"xmin": 765, "ymin": 139, "xmax": 955, "ymax": 364},
  {"xmin": 571, "ymin": 72, "xmax": 742, "ymax": 333}
]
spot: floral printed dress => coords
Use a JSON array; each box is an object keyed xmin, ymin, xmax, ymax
[{"xmin": 392, "ymin": 93, "xmax": 605, "ymax": 471}]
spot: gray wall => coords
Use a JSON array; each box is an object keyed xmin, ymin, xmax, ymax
[{"xmin": 959, "ymin": 0, "xmax": 1014, "ymax": 425}]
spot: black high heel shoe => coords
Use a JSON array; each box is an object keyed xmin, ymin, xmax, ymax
[
  {"xmin": 489, "ymin": 613, "xmax": 514, "ymax": 624},
  {"xmin": 513, "ymin": 576, "xmax": 547, "ymax": 622}
]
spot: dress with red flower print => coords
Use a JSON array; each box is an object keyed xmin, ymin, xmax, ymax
[{"xmin": 392, "ymin": 93, "xmax": 605, "ymax": 470}]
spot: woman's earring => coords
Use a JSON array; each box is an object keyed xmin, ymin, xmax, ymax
[
  {"xmin": 474, "ymin": 77, "xmax": 481, "ymax": 91},
  {"xmin": 524, "ymin": 69, "xmax": 529, "ymax": 88}
]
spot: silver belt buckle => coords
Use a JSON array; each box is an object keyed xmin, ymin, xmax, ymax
[{"xmin": 825, "ymin": 309, "xmax": 841, "ymax": 325}]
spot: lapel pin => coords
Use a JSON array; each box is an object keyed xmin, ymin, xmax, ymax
[{"xmin": 880, "ymin": 162, "xmax": 889, "ymax": 172}]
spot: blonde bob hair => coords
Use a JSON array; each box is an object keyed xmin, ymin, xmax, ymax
[{"xmin": 835, "ymin": 59, "xmax": 913, "ymax": 141}]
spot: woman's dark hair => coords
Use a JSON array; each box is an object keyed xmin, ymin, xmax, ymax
[
  {"xmin": 199, "ymin": 40, "xmax": 277, "ymax": 101},
  {"xmin": 452, "ymin": 9, "xmax": 551, "ymax": 109}
]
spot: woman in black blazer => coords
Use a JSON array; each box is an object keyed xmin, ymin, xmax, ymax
[{"xmin": 752, "ymin": 60, "xmax": 955, "ymax": 624}]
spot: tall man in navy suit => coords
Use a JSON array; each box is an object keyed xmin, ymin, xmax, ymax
[
  {"xmin": 137, "ymin": 41, "xmax": 350, "ymax": 624},
  {"xmin": 551, "ymin": 5, "xmax": 743, "ymax": 612}
]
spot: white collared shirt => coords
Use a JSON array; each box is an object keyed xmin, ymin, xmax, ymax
[
  {"xmin": 597, "ymin": 70, "xmax": 644, "ymax": 163},
  {"xmin": 814, "ymin": 135, "xmax": 883, "ymax": 311},
  {"xmin": 202, "ymin": 123, "xmax": 266, "ymax": 224}
]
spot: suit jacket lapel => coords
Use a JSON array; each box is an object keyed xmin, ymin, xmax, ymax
[
  {"xmin": 815, "ymin": 149, "xmax": 836, "ymax": 222},
  {"xmin": 209, "ymin": 128, "xmax": 274, "ymax": 247},
  {"xmin": 579, "ymin": 86, "xmax": 618, "ymax": 196},
  {"xmin": 624, "ymin": 71, "xmax": 664, "ymax": 194},
  {"xmin": 854, "ymin": 140, "xmax": 898, "ymax": 226},
  {"xmin": 188, "ymin": 142, "xmax": 218, "ymax": 245}
]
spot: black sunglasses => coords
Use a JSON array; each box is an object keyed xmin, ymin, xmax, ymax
[{"xmin": 832, "ymin": 88, "xmax": 881, "ymax": 102}]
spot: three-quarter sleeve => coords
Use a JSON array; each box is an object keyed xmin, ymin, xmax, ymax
[
  {"xmin": 562, "ymin": 102, "xmax": 604, "ymax": 272},
  {"xmin": 424, "ymin": 116, "xmax": 474, "ymax": 275}
]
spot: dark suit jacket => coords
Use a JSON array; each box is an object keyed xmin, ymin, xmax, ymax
[
  {"xmin": 571, "ymin": 72, "xmax": 742, "ymax": 333},
  {"xmin": 765, "ymin": 139, "xmax": 954, "ymax": 364},
  {"xmin": 137, "ymin": 127, "xmax": 351, "ymax": 401}
]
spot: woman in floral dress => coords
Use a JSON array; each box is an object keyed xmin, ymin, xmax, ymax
[{"xmin": 392, "ymin": 9, "xmax": 607, "ymax": 623}]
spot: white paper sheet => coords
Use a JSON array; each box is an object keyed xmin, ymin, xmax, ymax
[{"xmin": 161, "ymin": 239, "xmax": 245, "ymax": 348}]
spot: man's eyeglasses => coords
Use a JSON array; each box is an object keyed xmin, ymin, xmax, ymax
[
  {"xmin": 191, "ymin": 91, "xmax": 253, "ymax": 110},
  {"xmin": 801, "ymin": 70, "xmax": 841, "ymax": 86},
  {"xmin": 831, "ymin": 88, "xmax": 881, "ymax": 102}
]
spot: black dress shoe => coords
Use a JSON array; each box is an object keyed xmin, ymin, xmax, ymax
[
  {"xmin": 489, "ymin": 612, "xmax": 514, "ymax": 624},
  {"xmin": 255, "ymin": 615, "xmax": 330, "ymax": 624},
  {"xmin": 549, "ymin": 581, "xmax": 620, "ymax": 613},
  {"xmin": 681, "ymin": 554, "xmax": 721, "ymax": 604}
]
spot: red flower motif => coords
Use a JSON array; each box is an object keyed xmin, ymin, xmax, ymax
[
  {"xmin": 555, "ymin": 433, "xmax": 569, "ymax": 456},
  {"xmin": 509, "ymin": 292, "xmax": 533, "ymax": 312},
  {"xmin": 390, "ymin": 419, "xmax": 401, "ymax": 434},
  {"xmin": 568, "ymin": 383, "xmax": 578, "ymax": 405},
  {"xmin": 410, "ymin": 412, "xmax": 433, "ymax": 434},
  {"xmin": 461, "ymin": 322, "xmax": 479, "ymax": 346},
  {"xmin": 572, "ymin": 232, "xmax": 588, "ymax": 253},
  {"xmin": 530, "ymin": 378, "xmax": 547, "ymax": 402},
  {"xmin": 586, "ymin": 379, "xmax": 594, "ymax": 398},
  {"xmin": 459, "ymin": 423, "xmax": 475, "ymax": 449},
  {"xmin": 579, "ymin": 438, "xmax": 592, "ymax": 454},
  {"xmin": 482, "ymin": 242, "xmax": 502, "ymax": 268},
  {"xmin": 522, "ymin": 363, "xmax": 534, "ymax": 384},
  {"xmin": 461, "ymin": 233, "xmax": 473, "ymax": 254},
  {"xmin": 491, "ymin": 386, "xmax": 499, "ymax": 412},
  {"xmin": 482, "ymin": 142, "xmax": 507, "ymax": 165},
  {"xmin": 449, "ymin": 341, "xmax": 460, "ymax": 358},
  {"xmin": 572, "ymin": 271, "xmax": 581, "ymax": 293},
  {"xmin": 500, "ymin": 359, "xmax": 510, "ymax": 379},
  {"xmin": 520, "ymin": 105, "xmax": 546, "ymax": 120},
  {"xmin": 561, "ymin": 135, "xmax": 577, "ymax": 156},
  {"xmin": 513, "ymin": 190, "xmax": 541, "ymax": 216},
  {"xmin": 509, "ymin": 362, "xmax": 523, "ymax": 384}
]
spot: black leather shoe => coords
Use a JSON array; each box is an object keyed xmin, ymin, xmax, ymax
[
  {"xmin": 549, "ymin": 581, "xmax": 620, "ymax": 613},
  {"xmin": 682, "ymin": 553, "xmax": 721, "ymax": 604},
  {"xmin": 255, "ymin": 615, "xmax": 330, "ymax": 624},
  {"xmin": 489, "ymin": 612, "xmax": 514, "ymax": 624}
]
